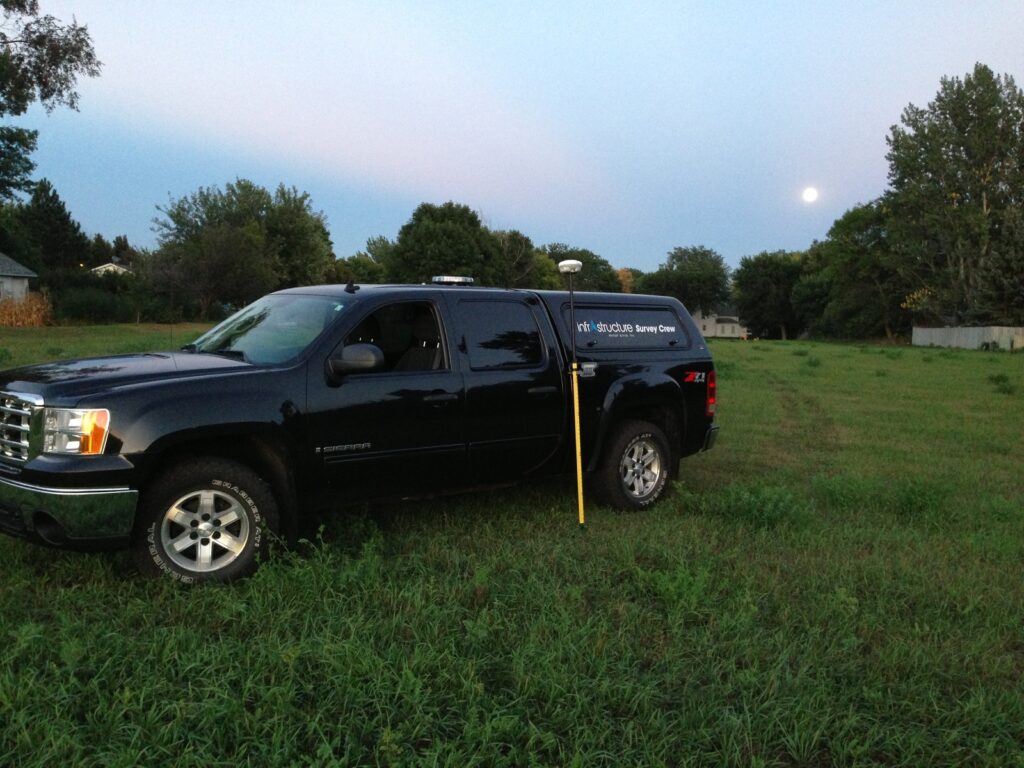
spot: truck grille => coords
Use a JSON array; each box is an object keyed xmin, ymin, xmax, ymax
[{"xmin": 0, "ymin": 395, "xmax": 34, "ymax": 463}]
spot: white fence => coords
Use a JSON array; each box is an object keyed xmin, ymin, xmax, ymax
[{"xmin": 912, "ymin": 326, "xmax": 1024, "ymax": 351}]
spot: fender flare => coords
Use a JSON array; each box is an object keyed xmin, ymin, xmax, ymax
[{"xmin": 587, "ymin": 373, "xmax": 686, "ymax": 472}]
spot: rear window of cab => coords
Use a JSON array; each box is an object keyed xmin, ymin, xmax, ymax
[{"xmin": 563, "ymin": 305, "xmax": 690, "ymax": 350}]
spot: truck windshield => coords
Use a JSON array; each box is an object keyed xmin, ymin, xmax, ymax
[{"xmin": 188, "ymin": 294, "xmax": 346, "ymax": 365}]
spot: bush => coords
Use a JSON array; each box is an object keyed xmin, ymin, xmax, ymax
[{"xmin": 52, "ymin": 285, "xmax": 136, "ymax": 323}]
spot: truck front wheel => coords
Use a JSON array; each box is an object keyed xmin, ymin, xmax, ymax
[
  {"xmin": 593, "ymin": 419, "xmax": 672, "ymax": 510},
  {"xmin": 132, "ymin": 459, "xmax": 277, "ymax": 583}
]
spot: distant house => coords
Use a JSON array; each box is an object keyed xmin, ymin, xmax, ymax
[
  {"xmin": 91, "ymin": 262, "xmax": 131, "ymax": 276},
  {"xmin": 691, "ymin": 307, "xmax": 749, "ymax": 339},
  {"xmin": 0, "ymin": 252, "xmax": 37, "ymax": 301}
]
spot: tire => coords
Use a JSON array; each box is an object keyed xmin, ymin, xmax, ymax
[
  {"xmin": 132, "ymin": 458, "xmax": 278, "ymax": 583},
  {"xmin": 592, "ymin": 419, "xmax": 673, "ymax": 510}
]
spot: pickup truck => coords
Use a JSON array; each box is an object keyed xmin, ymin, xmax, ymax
[{"xmin": 0, "ymin": 281, "xmax": 718, "ymax": 583}]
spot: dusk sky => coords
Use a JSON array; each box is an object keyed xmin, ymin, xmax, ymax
[{"xmin": 16, "ymin": 1, "xmax": 1024, "ymax": 272}]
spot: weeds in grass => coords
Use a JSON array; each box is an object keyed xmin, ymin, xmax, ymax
[
  {"xmin": 696, "ymin": 482, "xmax": 814, "ymax": 529},
  {"xmin": 875, "ymin": 369, "xmax": 887, "ymax": 377},
  {"xmin": 988, "ymin": 373, "xmax": 1017, "ymax": 395},
  {"xmin": 791, "ymin": 349, "xmax": 809, "ymax": 357},
  {"xmin": 805, "ymin": 356, "xmax": 822, "ymax": 368},
  {"xmin": 0, "ymin": 347, "xmax": 9, "ymax": 365}
]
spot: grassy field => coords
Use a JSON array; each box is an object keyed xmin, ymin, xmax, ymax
[
  {"xmin": 0, "ymin": 323, "xmax": 211, "ymax": 369},
  {"xmin": 1, "ymin": 327, "xmax": 1022, "ymax": 766}
]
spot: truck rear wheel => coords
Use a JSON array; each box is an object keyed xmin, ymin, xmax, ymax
[
  {"xmin": 593, "ymin": 419, "xmax": 672, "ymax": 510},
  {"xmin": 132, "ymin": 459, "xmax": 277, "ymax": 583}
]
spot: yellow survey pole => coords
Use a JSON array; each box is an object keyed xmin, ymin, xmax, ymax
[
  {"xmin": 558, "ymin": 258, "xmax": 586, "ymax": 528},
  {"xmin": 571, "ymin": 360, "xmax": 585, "ymax": 526}
]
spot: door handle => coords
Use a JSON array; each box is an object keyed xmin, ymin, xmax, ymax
[
  {"xmin": 423, "ymin": 392, "xmax": 458, "ymax": 405},
  {"xmin": 528, "ymin": 385, "xmax": 558, "ymax": 397}
]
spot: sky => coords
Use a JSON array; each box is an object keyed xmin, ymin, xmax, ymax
[{"xmin": 14, "ymin": 1, "xmax": 1024, "ymax": 272}]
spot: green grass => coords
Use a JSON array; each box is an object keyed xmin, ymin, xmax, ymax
[
  {"xmin": 1, "ymin": 330, "xmax": 1023, "ymax": 766},
  {"xmin": 0, "ymin": 323, "xmax": 211, "ymax": 369}
]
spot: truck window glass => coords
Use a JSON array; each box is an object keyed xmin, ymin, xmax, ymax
[
  {"xmin": 343, "ymin": 302, "xmax": 446, "ymax": 372},
  {"xmin": 564, "ymin": 305, "xmax": 689, "ymax": 349},
  {"xmin": 457, "ymin": 299, "xmax": 543, "ymax": 370},
  {"xmin": 191, "ymin": 294, "xmax": 345, "ymax": 365}
]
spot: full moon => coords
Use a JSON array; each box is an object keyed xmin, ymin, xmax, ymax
[{"xmin": 802, "ymin": 186, "xmax": 819, "ymax": 203}]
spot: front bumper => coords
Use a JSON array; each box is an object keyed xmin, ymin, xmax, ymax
[{"xmin": 0, "ymin": 473, "xmax": 137, "ymax": 548}]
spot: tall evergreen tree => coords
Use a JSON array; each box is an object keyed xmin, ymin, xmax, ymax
[{"xmin": 18, "ymin": 178, "xmax": 90, "ymax": 274}]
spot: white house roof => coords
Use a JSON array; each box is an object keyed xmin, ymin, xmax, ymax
[{"xmin": 90, "ymin": 262, "xmax": 131, "ymax": 275}]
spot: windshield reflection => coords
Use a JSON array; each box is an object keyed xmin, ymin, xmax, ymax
[{"xmin": 190, "ymin": 294, "xmax": 345, "ymax": 365}]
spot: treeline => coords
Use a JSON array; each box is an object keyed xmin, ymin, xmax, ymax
[
  {"xmin": 0, "ymin": 179, "xmax": 338, "ymax": 322},
  {"xmin": 0, "ymin": 184, "xmax": 634, "ymax": 323}
]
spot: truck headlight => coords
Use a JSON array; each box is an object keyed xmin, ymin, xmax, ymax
[{"xmin": 43, "ymin": 408, "xmax": 110, "ymax": 455}]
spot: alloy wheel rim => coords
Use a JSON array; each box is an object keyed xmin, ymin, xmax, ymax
[
  {"xmin": 160, "ymin": 489, "xmax": 250, "ymax": 573},
  {"xmin": 619, "ymin": 438, "xmax": 662, "ymax": 499}
]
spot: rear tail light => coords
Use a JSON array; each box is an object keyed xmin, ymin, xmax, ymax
[{"xmin": 706, "ymin": 370, "xmax": 717, "ymax": 416}]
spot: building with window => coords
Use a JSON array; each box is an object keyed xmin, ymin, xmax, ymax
[{"xmin": 691, "ymin": 307, "xmax": 749, "ymax": 339}]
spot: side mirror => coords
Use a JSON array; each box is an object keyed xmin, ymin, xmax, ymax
[{"xmin": 326, "ymin": 343, "xmax": 385, "ymax": 384}]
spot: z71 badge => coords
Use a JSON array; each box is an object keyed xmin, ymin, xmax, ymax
[{"xmin": 683, "ymin": 371, "xmax": 706, "ymax": 383}]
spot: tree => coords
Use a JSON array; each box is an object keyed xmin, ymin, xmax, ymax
[
  {"xmin": 154, "ymin": 222, "xmax": 277, "ymax": 319},
  {"xmin": 796, "ymin": 202, "xmax": 911, "ymax": 339},
  {"xmin": 153, "ymin": 179, "xmax": 334, "ymax": 305},
  {"xmin": 886, "ymin": 63, "xmax": 1024, "ymax": 325},
  {"xmin": 0, "ymin": 198, "xmax": 30, "ymax": 264},
  {"xmin": 617, "ymin": 267, "xmax": 644, "ymax": 293},
  {"xmin": 1, "ymin": 0, "xmax": 101, "ymax": 198},
  {"xmin": 493, "ymin": 230, "xmax": 561, "ymax": 289},
  {"xmin": 637, "ymin": 246, "xmax": 730, "ymax": 314},
  {"xmin": 17, "ymin": 178, "xmax": 90, "ymax": 274},
  {"xmin": 538, "ymin": 243, "xmax": 621, "ymax": 292},
  {"xmin": 977, "ymin": 205, "xmax": 1024, "ymax": 325},
  {"xmin": 88, "ymin": 233, "xmax": 114, "ymax": 268},
  {"xmin": 732, "ymin": 250, "xmax": 804, "ymax": 339},
  {"xmin": 0, "ymin": 125, "xmax": 34, "ymax": 199},
  {"xmin": 264, "ymin": 185, "xmax": 334, "ymax": 286},
  {"xmin": 790, "ymin": 254, "xmax": 834, "ymax": 335},
  {"xmin": 387, "ymin": 202, "xmax": 505, "ymax": 285},
  {"xmin": 493, "ymin": 229, "xmax": 533, "ymax": 287},
  {"xmin": 111, "ymin": 234, "xmax": 138, "ymax": 269},
  {"xmin": 329, "ymin": 235, "xmax": 394, "ymax": 284},
  {"xmin": 525, "ymin": 250, "xmax": 562, "ymax": 290}
]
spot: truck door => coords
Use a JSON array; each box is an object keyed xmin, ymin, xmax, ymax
[
  {"xmin": 448, "ymin": 296, "xmax": 566, "ymax": 484},
  {"xmin": 306, "ymin": 297, "xmax": 465, "ymax": 500}
]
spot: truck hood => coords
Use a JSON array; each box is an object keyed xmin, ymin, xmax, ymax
[{"xmin": 0, "ymin": 352, "xmax": 255, "ymax": 403}]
